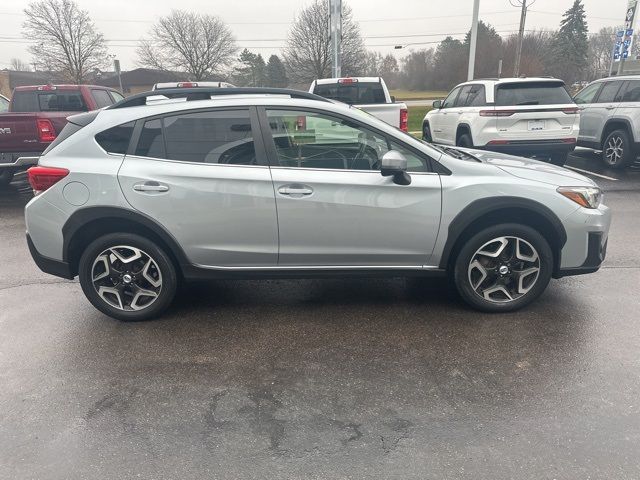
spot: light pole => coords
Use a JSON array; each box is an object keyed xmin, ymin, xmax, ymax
[
  {"xmin": 467, "ymin": 0, "xmax": 480, "ymax": 81},
  {"xmin": 329, "ymin": 0, "xmax": 342, "ymax": 78}
]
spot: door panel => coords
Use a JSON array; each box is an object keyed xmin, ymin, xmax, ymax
[
  {"xmin": 118, "ymin": 108, "xmax": 278, "ymax": 268},
  {"xmin": 269, "ymin": 168, "xmax": 442, "ymax": 266},
  {"xmin": 261, "ymin": 107, "xmax": 442, "ymax": 267}
]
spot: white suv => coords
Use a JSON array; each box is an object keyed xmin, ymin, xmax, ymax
[
  {"xmin": 574, "ymin": 75, "xmax": 640, "ymax": 169},
  {"xmin": 423, "ymin": 78, "xmax": 579, "ymax": 165}
]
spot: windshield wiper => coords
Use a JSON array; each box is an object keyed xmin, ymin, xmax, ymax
[{"xmin": 516, "ymin": 101, "xmax": 539, "ymax": 105}]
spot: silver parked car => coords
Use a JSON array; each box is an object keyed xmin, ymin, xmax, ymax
[
  {"xmin": 24, "ymin": 87, "xmax": 611, "ymax": 321},
  {"xmin": 574, "ymin": 75, "xmax": 640, "ymax": 168}
]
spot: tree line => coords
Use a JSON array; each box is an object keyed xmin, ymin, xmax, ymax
[{"xmin": 12, "ymin": 0, "xmax": 620, "ymax": 92}]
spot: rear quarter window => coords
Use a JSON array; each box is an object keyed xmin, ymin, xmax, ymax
[
  {"xmin": 495, "ymin": 82, "xmax": 573, "ymax": 106},
  {"xmin": 95, "ymin": 122, "xmax": 135, "ymax": 154}
]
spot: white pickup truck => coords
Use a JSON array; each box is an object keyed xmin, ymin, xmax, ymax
[{"xmin": 309, "ymin": 77, "xmax": 408, "ymax": 132}]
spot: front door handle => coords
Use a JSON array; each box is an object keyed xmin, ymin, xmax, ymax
[
  {"xmin": 605, "ymin": 105, "xmax": 616, "ymax": 110},
  {"xmin": 133, "ymin": 181, "xmax": 169, "ymax": 192},
  {"xmin": 278, "ymin": 184, "xmax": 313, "ymax": 197}
]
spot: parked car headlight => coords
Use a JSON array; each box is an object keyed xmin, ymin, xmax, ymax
[{"xmin": 557, "ymin": 186, "xmax": 602, "ymax": 209}]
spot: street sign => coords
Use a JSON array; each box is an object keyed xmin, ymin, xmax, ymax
[{"xmin": 615, "ymin": 1, "xmax": 638, "ymax": 63}]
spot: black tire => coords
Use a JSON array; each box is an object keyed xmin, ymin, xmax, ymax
[
  {"xmin": 457, "ymin": 132, "xmax": 473, "ymax": 148},
  {"xmin": 78, "ymin": 233, "xmax": 177, "ymax": 321},
  {"xmin": 549, "ymin": 152, "xmax": 568, "ymax": 166},
  {"xmin": 602, "ymin": 129, "xmax": 634, "ymax": 169},
  {"xmin": 422, "ymin": 122, "xmax": 433, "ymax": 142},
  {"xmin": 0, "ymin": 169, "xmax": 14, "ymax": 186},
  {"xmin": 453, "ymin": 223, "xmax": 553, "ymax": 313}
]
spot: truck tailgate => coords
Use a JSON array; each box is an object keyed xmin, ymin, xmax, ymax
[
  {"xmin": 357, "ymin": 103, "xmax": 407, "ymax": 129},
  {"xmin": 0, "ymin": 112, "xmax": 66, "ymax": 154}
]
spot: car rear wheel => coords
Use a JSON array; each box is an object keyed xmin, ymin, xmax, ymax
[
  {"xmin": 0, "ymin": 169, "xmax": 14, "ymax": 186},
  {"xmin": 79, "ymin": 233, "xmax": 177, "ymax": 321},
  {"xmin": 602, "ymin": 129, "xmax": 634, "ymax": 169},
  {"xmin": 422, "ymin": 122, "xmax": 433, "ymax": 142},
  {"xmin": 457, "ymin": 133, "xmax": 473, "ymax": 148},
  {"xmin": 453, "ymin": 224, "xmax": 553, "ymax": 312}
]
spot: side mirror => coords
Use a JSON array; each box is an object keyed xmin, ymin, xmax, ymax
[
  {"xmin": 432, "ymin": 99, "xmax": 442, "ymax": 109},
  {"xmin": 390, "ymin": 95, "xmax": 396, "ymax": 102},
  {"xmin": 381, "ymin": 150, "xmax": 411, "ymax": 185}
]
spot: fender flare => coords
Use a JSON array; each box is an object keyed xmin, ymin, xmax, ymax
[
  {"xmin": 62, "ymin": 206, "xmax": 191, "ymax": 267},
  {"xmin": 438, "ymin": 196, "xmax": 568, "ymax": 269},
  {"xmin": 601, "ymin": 118, "xmax": 635, "ymax": 145}
]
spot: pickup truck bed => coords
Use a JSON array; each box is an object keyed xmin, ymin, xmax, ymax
[{"xmin": 310, "ymin": 77, "xmax": 408, "ymax": 131}]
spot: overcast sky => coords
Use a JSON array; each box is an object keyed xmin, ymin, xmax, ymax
[{"xmin": 0, "ymin": 0, "xmax": 629, "ymax": 71}]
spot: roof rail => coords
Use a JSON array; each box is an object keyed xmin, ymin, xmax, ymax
[{"xmin": 107, "ymin": 87, "xmax": 331, "ymax": 109}]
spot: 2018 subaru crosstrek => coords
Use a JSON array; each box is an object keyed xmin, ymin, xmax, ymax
[{"xmin": 24, "ymin": 88, "xmax": 610, "ymax": 321}]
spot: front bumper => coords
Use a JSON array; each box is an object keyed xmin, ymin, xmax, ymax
[
  {"xmin": 26, "ymin": 234, "xmax": 74, "ymax": 279},
  {"xmin": 554, "ymin": 202, "xmax": 611, "ymax": 278},
  {"xmin": 0, "ymin": 152, "xmax": 40, "ymax": 169},
  {"xmin": 555, "ymin": 231, "xmax": 607, "ymax": 277}
]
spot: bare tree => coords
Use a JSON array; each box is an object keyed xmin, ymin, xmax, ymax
[
  {"xmin": 587, "ymin": 27, "xmax": 619, "ymax": 80},
  {"xmin": 137, "ymin": 10, "xmax": 237, "ymax": 81},
  {"xmin": 10, "ymin": 58, "xmax": 31, "ymax": 71},
  {"xmin": 283, "ymin": 0, "xmax": 366, "ymax": 84},
  {"xmin": 23, "ymin": 0, "xmax": 107, "ymax": 83}
]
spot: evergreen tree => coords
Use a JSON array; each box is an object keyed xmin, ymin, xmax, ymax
[
  {"xmin": 233, "ymin": 49, "xmax": 266, "ymax": 87},
  {"xmin": 547, "ymin": 0, "xmax": 589, "ymax": 85},
  {"xmin": 265, "ymin": 55, "xmax": 288, "ymax": 87}
]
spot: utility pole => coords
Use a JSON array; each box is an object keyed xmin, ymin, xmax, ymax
[
  {"xmin": 329, "ymin": 0, "xmax": 342, "ymax": 78},
  {"xmin": 467, "ymin": 0, "xmax": 480, "ymax": 81},
  {"xmin": 512, "ymin": 0, "xmax": 529, "ymax": 77}
]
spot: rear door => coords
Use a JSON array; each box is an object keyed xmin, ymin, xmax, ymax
[
  {"xmin": 117, "ymin": 107, "xmax": 279, "ymax": 268},
  {"xmin": 493, "ymin": 81, "xmax": 578, "ymax": 141},
  {"xmin": 260, "ymin": 107, "xmax": 442, "ymax": 267},
  {"xmin": 580, "ymin": 80, "xmax": 625, "ymax": 144},
  {"xmin": 612, "ymin": 79, "xmax": 640, "ymax": 142}
]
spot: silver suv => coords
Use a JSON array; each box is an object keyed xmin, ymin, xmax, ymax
[
  {"xmin": 574, "ymin": 75, "xmax": 640, "ymax": 168},
  {"xmin": 24, "ymin": 88, "xmax": 611, "ymax": 321}
]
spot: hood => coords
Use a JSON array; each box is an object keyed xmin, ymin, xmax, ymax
[{"xmin": 456, "ymin": 148, "xmax": 597, "ymax": 187}]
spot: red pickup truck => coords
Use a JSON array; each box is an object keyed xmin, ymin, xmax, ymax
[{"xmin": 0, "ymin": 84, "xmax": 124, "ymax": 185}]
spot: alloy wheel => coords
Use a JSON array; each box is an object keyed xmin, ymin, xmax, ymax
[
  {"xmin": 604, "ymin": 135, "xmax": 624, "ymax": 165},
  {"xmin": 91, "ymin": 245, "xmax": 163, "ymax": 311},
  {"xmin": 467, "ymin": 236, "xmax": 540, "ymax": 303}
]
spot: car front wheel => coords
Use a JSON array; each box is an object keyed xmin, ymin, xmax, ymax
[
  {"xmin": 422, "ymin": 122, "xmax": 433, "ymax": 142},
  {"xmin": 453, "ymin": 224, "xmax": 553, "ymax": 312},
  {"xmin": 79, "ymin": 233, "xmax": 177, "ymax": 321}
]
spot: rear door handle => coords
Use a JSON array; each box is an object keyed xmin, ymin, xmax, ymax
[
  {"xmin": 133, "ymin": 181, "xmax": 169, "ymax": 192},
  {"xmin": 278, "ymin": 184, "xmax": 313, "ymax": 197},
  {"xmin": 605, "ymin": 105, "xmax": 616, "ymax": 110}
]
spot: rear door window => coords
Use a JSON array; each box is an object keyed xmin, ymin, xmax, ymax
[
  {"xmin": 455, "ymin": 85, "xmax": 486, "ymax": 107},
  {"xmin": 134, "ymin": 109, "xmax": 258, "ymax": 165},
  {"xmin": 495, "ymin": 82, "xmax": 573, "ymax": 106},
  {"xmin": 313, "ymin": 81, "xmax": 387, "ymax": 104},
  {"xmin": 91, "ymin": 89, "xmax": 115, "ymax": 108},
  {"xmin": 595, "ymin": 81, "xmax": 623, "ymax": 103},
  {"xmin": 11, "ymin": 90, "xmax": 88, "ymax": 112},
  {"xmin": 620, "ymin": 80, "xmax": 640, "ymax": 102}
]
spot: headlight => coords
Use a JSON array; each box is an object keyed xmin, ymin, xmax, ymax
[{"xmin": 557, "ymin": 186, "xmax": 602, "ymax": 209}]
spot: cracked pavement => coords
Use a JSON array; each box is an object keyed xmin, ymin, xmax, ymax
[{"xmin": 1, "ymin": 160, "xmax": 640, "ymax": 479}]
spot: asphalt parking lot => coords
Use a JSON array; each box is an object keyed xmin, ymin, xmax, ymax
[{"xmin": 1, "ymin": 152, "xmax": 639, "ymax": 479}]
